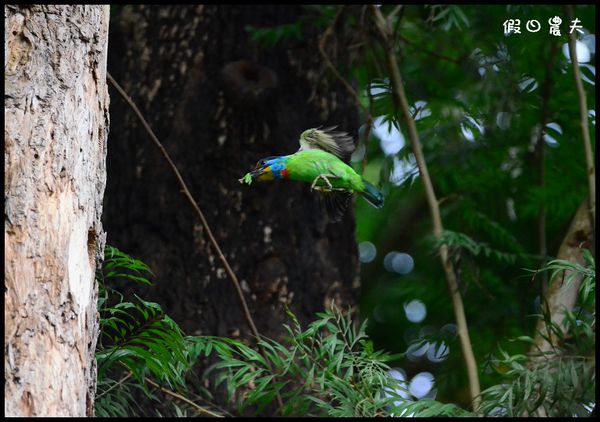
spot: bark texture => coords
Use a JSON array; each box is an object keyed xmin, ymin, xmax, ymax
[
  {"xmin": 104, "ymin": 5, "xmax": 360, "ymax": 342},
  {"xmin": 4, "ymin": 5, "xmax": 110, "ymax": 416}
]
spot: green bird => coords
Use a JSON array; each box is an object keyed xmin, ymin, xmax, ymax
[{"xmin": 239, "ymin": 127, "xmax": 384, "ymax": 219}]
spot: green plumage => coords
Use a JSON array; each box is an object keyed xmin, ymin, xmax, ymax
[
  {"xmin": 239, "ymin": 127, "xmax": 384, "ymax": 216},
  {"xmin": 285, "ymin": 149, "xmax": 365, "ymax": 191}
]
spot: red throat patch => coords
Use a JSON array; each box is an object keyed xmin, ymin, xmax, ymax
[{"xmin": 281, "ymin": 168, "xmax": 289, "ymax": 179}]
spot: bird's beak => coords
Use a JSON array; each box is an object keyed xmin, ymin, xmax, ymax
[
  {"xmin": 250, "ymin": 166, "xmax": 274, "ymax": 181},
  {"xmin": 249, "ymin": 168, "xmax": 263, "ymax": 179}
]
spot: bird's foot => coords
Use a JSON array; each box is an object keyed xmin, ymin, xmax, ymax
[{"xmin": 311, "ymin": 174, "xmax": 335, "ymax": 191}]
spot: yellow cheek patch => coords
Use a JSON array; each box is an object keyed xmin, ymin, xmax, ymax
[{"xmin": 257, "ymin": 166, "xmax": 274, "ymax": 181}]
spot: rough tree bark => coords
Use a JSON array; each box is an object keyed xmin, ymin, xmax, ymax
[
  {"xmin": 4, "ymin": 5, "xmax": 110, "ymax": 416},
  {"xmin": 104, "ymin": 5, "xmax": 360, "ymax": 342}
]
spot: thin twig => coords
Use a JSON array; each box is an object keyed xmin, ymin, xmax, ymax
[
  {"xmin": 106, "ymin": 72, "xmax": 285, "ymax": 411},
  {"xmin": 398, "ymin": 34, "xmax": 463, "ymax": 64},
  {"xmin": 370, "ymin": 5, "xmax": 481, "ymax": 411},
  {"xmin": 144, "ymin": 377, "xmax": 224, "ymax": 417},
  {"xmin": 565, "ymin": 5, "xmax": 595, "ymax": 232},
  {"xmin": 106, "ymin": 72, "xmax": 260, "ymax": 343},
  {"xmin": 318, "ymin": 6, "xmax": 366, "ymax": 117},
  {"xmin": 391, "ymin": 5, "xmax": 406, "ymax": 41},
  {"xmin": 95, "ymin": 371, "xmax": 133, "ymax": 400},
  {"xmin": 318, "ymin": 5, "xmax": 375, "ymax": 168},
  {"xmin": 386, "ymin": 5, "xmax": 403, "ymax": 23}
]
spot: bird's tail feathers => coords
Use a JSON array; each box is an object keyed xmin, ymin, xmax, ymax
[{"xmin": 361, "ymin": 181, "xmax": 384, "ymax": 209}]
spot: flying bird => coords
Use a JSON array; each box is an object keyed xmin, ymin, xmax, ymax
[{"xmin": 239, "ymin": 127, "xmax": 383, "ymax": 220}]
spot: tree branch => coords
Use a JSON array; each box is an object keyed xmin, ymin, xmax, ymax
[
  {"xmin": 398, "ymin": 34, "xmax": 464, "ymax": 64},
  {"xmin": 565, "ymin": 5, "xmax": 595, "ymax": 232},
  {"xmin": 318, "ymin": 5, "xmax": 374, "ymax": 172},
  {"xmin": 318, "ymin": 6, "xmax": 366, "ymax": 117},
  {"xmin": 106, "ymin": 72, "xmax": 287, "ymax": 411},
  {"xmin": 144, "ymin": 377, "xmax": 224, "ymax": 417},
  {"xmin": 106, "ymin": 72, "xmax": 261, "ymax": 345},
  {"xmin": 531, "ymin": 199, "xmax": 593, "ymax": 354},
  {"xmin": 386, "ymin": 5, "xmax": 404, "ymax": 23},
  {"xmin": 370, "ymin": 5, "xmax": 481, "ymax": 410},
  {"xmin": 95, "ymin": 372, "xmax": 133, "ymax": 400}
]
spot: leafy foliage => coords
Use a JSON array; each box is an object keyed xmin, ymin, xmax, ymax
[
  {"xmin": 334, "ymin": 3, "xmax": 596, "ymax": 408},
  {"xmin": 479, "ymin": 253, "xmax": 595, "ymax": 417},
  {"xmin": 99, "ymin": 3, "xmax": 596, "ymax": 417},
  {"xmin": 189, "ymin": 307, "xmax": 408, "ymax": 417},
  {"xmin": 94, "ymin": 244, "xmax": 594, "ymax": 417},
  {"xmin": 435, "ymin": 229, "xmax": 533, "ymax": 266},
  {"xmin": 245, "ymin": 5, "xmax": 337, "ymax": 47},
  {"xmin": 95, "ymin": 377, "xmax": 148, "ymax": 417},
  {"xmin": 392, "ymin": 399, "xmax": 474, "ymax": 417},
  {"xmin": 95, "ymin": 246, "xmax": 191, "ymax": 416},
  {"xmin": 243, "ymin": 3, "xmax": 595, "ymax": 414},
  {"xmin": 540, "ymin": 249, "xmax": 595, "ymax": 307},
  {"xmin": 94, "ymin": 247, "xmax": 414, "ymax": 417},
  {"xmin": 426, "ymin": 5, "xmax": 470, "ymax": 31},
  {"xmin": 392, "ymin": 252, "xmax": 595, "ymax": 417}
]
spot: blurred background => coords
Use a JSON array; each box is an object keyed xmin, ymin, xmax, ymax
[{"xmin": 103, "ymin": 4, "xmax": 595, "ymax": 412}]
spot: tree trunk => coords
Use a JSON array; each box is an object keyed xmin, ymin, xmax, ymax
[
  {"xmin": 104, "ymin": 5, "xmax": 359, "ymax": 342},
  {"xmin": 532, "ymin": 199, "xmax": 594, "ymax": 354},
  {"xmin": 4, "ymin": 5, "xmax": 109, "ymax": 416}
]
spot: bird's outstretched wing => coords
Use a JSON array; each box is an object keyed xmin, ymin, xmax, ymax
[
  {"xmin": 318, "ymin": 190, "xmax": 353, "ymax": 222},
  {"xmin": 298, "ymin": 126, "xmax": 355, "ymax": 162}
]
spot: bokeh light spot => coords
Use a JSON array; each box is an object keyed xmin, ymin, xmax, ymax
[
  {"xmin": 392, "ymin": 253, "xmax": 414, "ymax": 274},
  {"xmin": 373, "ymin": 116, "xmax": 405, "ymax": 155},
  {"xmin": 404, "ymin": 300, "xmax": 427, "ymax": 323},
  {"xmin": 409, "ymin": 372, "xmax": 435, "ymax": 398},
  {"xmin": 358, "ymin": 241, "xmax": 377, "ymax": 263},
  {"xmin": 384, "ymin": 251, "xmax": 415, "ymax": 274},
  {"xmin": 562, "ymin": 40, "xmax": 591, "ymax": 63}
]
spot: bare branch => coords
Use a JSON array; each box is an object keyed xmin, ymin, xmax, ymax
[
  {"xmin": 318, "ymin": 5, "xmax": 374, "ymax": 170},
  {"xmin": 107, "ymin": 72, "xmax": 287, "ymax": 410},
  {"xmin": 386, "ymin": 5, "xmax": 403, "ymax": 23},
  {"xmin": 318, "ymin": 6, "xmax": 364, "ymax": 115},
  {"xmin": 565, "ymin": 5, "xmax": 595, "ymax": 231},
  {"xmin": 144, "ymin": 377, "xmax": 224, "ymax": 417},
  {"xmin": 95, "ymin": 372, "xmax": 133, "ymax": 400},
  {"xmin": 398, "ymin": 34, "xmax": 464, "ymax": 64},
  {"xmin": 106, "ymin": 72, "xmax": 261, "ymax": 344},
  {"xmin": 370, "ymin": 5, "xmax": 481, "ymax": 411}
]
